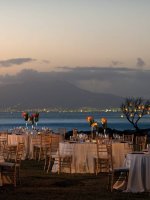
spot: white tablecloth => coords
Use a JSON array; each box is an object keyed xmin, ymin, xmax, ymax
[
  {"xmin": 125, "ymin": 153, "xmax": 150, "ymax": 193},
  {"xmin": 7, "ymin": 133, "xmax": 64, "ymax": 160},
  {"xmin": 52, "ymin": 141, "xmax": 132, "ymax": 173}
]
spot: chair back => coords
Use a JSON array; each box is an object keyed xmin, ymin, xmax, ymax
[
  {"xmin": 41, "ymin": 133, "xmax": 51, "ymax": 147},
  {"xmin": 106, "ymin": 143, "xmax": 113, "ymax": 171},
  {"xmin": 0, "ymin": 131, "xmax": 8, "ymax": 148},
  {"xmin": 57, "ymin": 128, "xmax": 67, "ymax": 140},
  {"xmin": 0, "ymin": 131, "xmax": 8, "ymax": 139},
  {"xmin": 50, "ymin": 135, "xmax": 60, "ymax": 156},
  {"xmin": 96, "ymin": 139, "xmax": 109, "ymax": 158},
  {"xmin": 135, "ymin": 135, "xmax": 147, "ymax": 151},
  {"xmin": 16, "ymin": 142, "xmax": 25, "ymax": 164},
  {"xmin": 123, "ymin": 134, "xmax": 134, "ymax": 143},
  {"xmin": 0, "ymin": 137, "xmax": 7, "ymax": 156},
  {"xmin": 32, "ymin": 134, "xmax": 41, "ymax": 146},
  {"xmin": 33, "ymin": 133, "xmax": 51, "ymax": 161},
  {"xmin": 95, "ymin": 139, "xmax": 113, "ymax": 173},
  {"xmin": 7, "ymin": 145, "xmax": 17, "ymax": 161},
  {"xmin": 72, "ymin": 128, "xmax": 78, "ymax": 138}
]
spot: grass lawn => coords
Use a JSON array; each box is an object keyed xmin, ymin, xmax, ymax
[{"xmin": 0, "ymin": 160, "xmax": 149, "ymax": 200}]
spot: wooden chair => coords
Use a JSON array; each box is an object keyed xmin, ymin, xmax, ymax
[
  {"xmin": 57, "ymin": 144, "xmax": 72, "ymax": 174},
  {"xmin": 0, "ymin": 138, "xmax": 7, "ymax": 157},
  {"xmin": 44, "ymin": 135, "xmax": 72, "ymax": 174},
  {"xmin": 32, "ymin": 134, "xmax": 41, "ymax": 159},
  {"xmin": 94, "ymin": 139, "xmax": 113, "ymax": 175},
  {"xmin": 108, "ymin": 145, "xmax": 129, "ymax": 192},
  {"xmin": 72, "ymin": 128, "xmax": 78, "ymax": 138},
  {"xmin": 57, "ymin": 128, "xmax": 67, "ymax": 140},
  {"xmin": 122, "ymin": 134, "xmax": 134, "ymax": 152},
  {"xmin": 0, "ymin": 131, "xmax": 8, "ymax": 155},
  {"xmin": 44, "ymin": 135, "xmax": 60, "ymax": 173},
  {"xmin": 0, "ymin": 131, "xmax": 8, "ymax": 141},
  {"xmin": 123, "ymin": 134, "xmax": 134, "ymax": 143},
  {"xmin": 32, "ymin": 133, "xmax": 51, "ymax": 161},
  {"xmin": 109, "ymin": 165, "xmax": 129, "ymax": 192},
  {"xmin": 135, "ymin": 135, "xmax": 147, "ymax": 151},
  {"xmin": 6, "ymin": 145, "xmax": 18, "ymax": 161},
  {"xmin": 94, "ymin": 139, "xmax": 129, "ymax": 191},
  {"xmin": 0, "ymin": 142, "xmax": 25, "ymax": 187}
]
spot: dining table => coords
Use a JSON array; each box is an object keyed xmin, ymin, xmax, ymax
[
  {"xmin": 52, "ymin": 140, "xmax": 132, "ymax": 173},
  {"xmin": 7, "ymin": 132, "xmax": 64, "ymax": 160},
  {"xmin": 124, "ymin": 152, "xmax": 150, "ymax": 193}
]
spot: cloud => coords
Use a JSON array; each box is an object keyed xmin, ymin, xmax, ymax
[
  {"xmin": 0, "ymin": 66, "xmax": 150, "ymax": 99},
  {"xmin": 56, "ymin": 66, "xmax": 150, "ymax": 98},
  {"xmin": 111, "ymin": 60, "xmax": 123, "ymax": 66},
  {"xmin": 42, "ymin": 60, "xmax": 50, "ymax": 64},
  {"xmin": 0, "ymin": 58, "xmax": 36, "ymax": 67},
  {"xmin": 136, "ymin": 57, "xmax": 146, "ymax": 68},
  {"xmin": 57, "ymin": 66, "xmax": 135, "ymax": 82}
]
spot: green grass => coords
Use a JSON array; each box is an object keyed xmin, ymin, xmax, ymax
[{"xmin": 0, "ymin": 160, "xmax": 149, "ymax": 200}]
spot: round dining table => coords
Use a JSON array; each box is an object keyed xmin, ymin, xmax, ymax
[
  {"xmin": 52, "ymin": 141, "xmax": 132, "ymax": 173},
  {"xmin": 124, "ymin": 152, "xmax": 150, "ymax": 193}
]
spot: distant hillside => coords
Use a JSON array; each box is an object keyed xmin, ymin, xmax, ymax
[{"xmin": 0, "ymin": 80, "xmax": 123, "ymax": 109}]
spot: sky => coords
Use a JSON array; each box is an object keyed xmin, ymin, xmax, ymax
[{"xmin": 0, "ymin": 0, "xmax": 150, "ymax": 98}]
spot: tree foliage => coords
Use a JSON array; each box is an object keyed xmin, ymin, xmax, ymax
[{"xmin": 121, "ymin": 97, "xmax": 150, "ymax": 130}]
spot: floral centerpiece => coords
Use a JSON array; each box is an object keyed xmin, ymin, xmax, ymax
[
  {"xmin": 86, "ymin": 116, "xmax": 98, "ymax": 139},
  {"xmin": 33, "ymin": 112, "xmax": 39, "ymax": 126},
  {"xmin": 91, "ymin": 122, "xmax": 98, "ymax": 129},
  {"xmin": 22, "ymin": 112, "xmax": 29, "ymax": 121},
  {"xmin": 22, "ymin": 112, "xmax": 40, "ymax": 129},
  {"xmin": 28, "ymin": 114, "xmax": 34, "ymax": 126},
  {"xmin": 22, "ymin": 112, "xmax": 29, "ymax": 127},
  {"xmin": 86, "ymin": 116, "xmax": 94, "ymax": 126}
]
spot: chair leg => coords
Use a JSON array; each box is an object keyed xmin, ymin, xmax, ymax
[
  {"xmin": 94, "ymin": 158, "xmax": 98, "ymax": 175},
  {"xmin": 110, "ymin": 172, "xmax": 114, "ymax": 192},
  {"xmin": 44, "ymin": 155, "xmax": 48, "ymax": 171},
  {"xmin": 70, "ymin": 162, "xmax": 72, "ymax": 174},
  {"xmin": 69, "ymin": 159, "xmax": 72, "ymax": 174},
  {"xmin": 16, "ymin": 167, "xmax": 21, "ymax": 185},
  {"xmin": 33, "ymin": 147, "xmax": 38, "ymax": 160},
  {"xmin": 38, "ymin": 148, "xmax": 41, "ymax": 161},
  {"xmin": 46, "ymin": 157, "xmax": 51, "ymax": 173},
  {"xmin": 96, "ymin": 160, "xmax": 98, "ymax": 175},
  {"xmin": 58, "ymin": 157, "xmax": 61, "ymax": 174},
  {"xmin": 13, "ymin": 167, "xmax": 17, "ymax": 187}
]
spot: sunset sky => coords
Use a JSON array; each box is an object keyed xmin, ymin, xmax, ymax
[
  {"xmin": 0, "ymin": 0, "xmax": 150, "ymax": 75},
  {"xmin": 0, "ymin": 0, "xmax": 150, "ymax": 98}
]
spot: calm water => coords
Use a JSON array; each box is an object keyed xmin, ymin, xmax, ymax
[{"xmin": 0, "ymin": 111, "xmax": 150, "ymax": 132}]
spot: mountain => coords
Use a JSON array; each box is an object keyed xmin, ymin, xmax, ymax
[{"xmin": 0, "ymin": 80, "xmax": 123, "ymax": 109}]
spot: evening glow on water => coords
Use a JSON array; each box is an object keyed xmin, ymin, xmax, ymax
[{"xmin": 0, "ymin": 111, "xmax": 150, "ymax": 131}]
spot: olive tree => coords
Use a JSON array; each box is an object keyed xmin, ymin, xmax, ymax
[{"xmin": 121, "ymin": 97, "xmax": 150, "ymax": 130}]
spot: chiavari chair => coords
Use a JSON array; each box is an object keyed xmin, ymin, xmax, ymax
[{"xmin": 0, "ymin": 142, "xmax": 25, "ymax": 187}]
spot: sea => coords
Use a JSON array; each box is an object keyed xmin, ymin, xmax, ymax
[{"xmin": 0, "ymin": 111, "xmax": 150, "ymax": 132}]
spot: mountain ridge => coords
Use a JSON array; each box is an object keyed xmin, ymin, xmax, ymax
[{"xmin": 0, "ymin": 80, "xmax": 124, "ymax": 109}]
